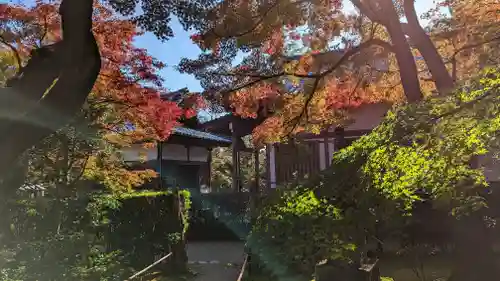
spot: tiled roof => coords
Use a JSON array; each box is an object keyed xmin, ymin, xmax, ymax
[{"xmin": 173, "ymin": 127, "xmax": 232, "ymax": 143}]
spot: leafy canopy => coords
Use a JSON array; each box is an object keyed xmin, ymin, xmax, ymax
[
  {"xmin": 1, "ymin": 0, "xmax": 206, "ymax": 192},
  {"xmin": 250, "ymin": 68, "xmax": 500, "ymax": 278}
]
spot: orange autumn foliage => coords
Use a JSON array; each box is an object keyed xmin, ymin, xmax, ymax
[{"xmin": 1, "ymin": 1, "xmax": 202, "ymax": 191}]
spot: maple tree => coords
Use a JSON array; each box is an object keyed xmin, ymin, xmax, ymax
[
  {"xmin": 177, "ymin": 0, "xmax": 499, "ymax": 144},
  {"xmin": 0, "ymin": 0, "xmax": 215, "ymax": 183},
  {"xmin": 175, "ymin": 0, "xmax": 500, "ymax": 279},
  {"xmin": 0, "ymin": 1, "xmax": 200, "ymax": 279},
  {"xmin": 0, "ymin": 1, "xmax": 210, "ymax": 193}
]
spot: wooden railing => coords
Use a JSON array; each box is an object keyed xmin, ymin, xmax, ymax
[
  {"xmin": 236, "ymin": 254, "xmax": 249, "ymax": 281},
  {"xmin": 125, "ymin": 252, "xmax": 172, "ymax": 280}
]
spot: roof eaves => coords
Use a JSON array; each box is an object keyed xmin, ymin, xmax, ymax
[{"xmin": 173, "ymin": 127, "xmax": 232, "ymax": 143}]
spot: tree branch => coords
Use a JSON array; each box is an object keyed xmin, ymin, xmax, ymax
[
  {"xmin": 215, "ymin": 38, "xmax": 393, "ymax": 91},
  {"xmin": 451, "ymin": 34, "xmax": 500, "ymax": 60},
  {"xmin": 287, "ymin": 75, "xmax": 321, "ymax": 135}
]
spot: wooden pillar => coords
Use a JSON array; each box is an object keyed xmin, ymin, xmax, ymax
[
  {"xmin": 157, "ymin": 141, "xmax": 164, "ymax": 189},
  {"xmin": 230, "ymin": 121, "xmax": 241, "ymax": 192},
  {"xmin": 333, "ymin": 127, "xmax": 346, "ymax": 151},
  {"xmin": 267, "ymin": 144, "xmax": 276, "ymax": 189},
  {"xmin": 324, "ymin": 136, "xmax": 330, "ymax": 168},
  {"xmin": 248, "ymin": 147, "xmax": 261, "ymax": 275},
  {"xmin": 319, "ymin": 141, "xmax": 326, "ymax": 170},
  {"xmin": 207, "ymin": 148, "xmax": 212, "ymax": 192},
  {"xmin": 253, "ymin": 148, "xmax": 260, "ymax": 193},
  {"xmin": 265, "ymin": 144, "xmax": 270, "ymax": 190}
]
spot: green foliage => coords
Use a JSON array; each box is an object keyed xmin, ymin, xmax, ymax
[
  {"xmin": 250, "ymin": 68, "xmax": 500, "ymax": 278},
  {"xmin": 249, "ymin": 189, "xmax": 358, "ymax": 279},
  {"xmin": 0, "ymin": 189, "xmax": 191, "ymax": 281},
  {"xmin": 105, "ymin": 189, "xmax": 191, "ymax": 270},
  {"xmin": 357, "ymin": 68, "xmax": 500, "ymax": 211},
  {"xmin": 0, "ymin": 192, "xmax": 127, "ymax": 281}
]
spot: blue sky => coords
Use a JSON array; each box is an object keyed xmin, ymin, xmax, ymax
[{"xmin": 135, "ymin": 0, "xmax": 441, "ymax": 93}]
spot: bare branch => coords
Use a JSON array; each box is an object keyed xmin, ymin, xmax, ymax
[
  {"xmin": 451, "ymin": 34, "xmax": 500, "ymax": 60},
  {"xmin": 287, "ymin": 75, "xmax": 321, "ymax": 135},
  {"xmin": 213, "ymin": 38, "xmax": 393, "ymax": 95}
]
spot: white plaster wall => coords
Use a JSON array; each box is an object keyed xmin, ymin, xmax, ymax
[
  {"xmin": 122, "ymin": 143, "xmax": 209, "ymax": 162},
  {"xmin": 327, "ymin": 138, "xmax": 335, "ymax": 164},
  {"xmin": 121, "ymin": 144, "xmax": 157, "ymax": 162},
  {"xmin": 343, "ymin": 103, "xmax": 391, "ymax": 131}
]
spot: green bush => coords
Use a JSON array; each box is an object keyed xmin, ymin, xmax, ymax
[
  {"xmin": 0, "ymin": 189, "xmax": 191, "ymax": 280},
  {"xmin": 0, "ymin": 193, "xmax": 128, "ymax": 281},
  {"xmin": 248, "ymin": 188, "xmax": 360, "ymax": 279},
  {"xmin": 249, "ymin": 68, "xmax": 500, "ymax": 279},
  {"xmin": 106, "ymin": 189, "xmax": 191, "ymax": 271}
]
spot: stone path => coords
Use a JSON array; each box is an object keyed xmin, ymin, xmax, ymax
[{"xmin": 187, "ymin": 241, "xmax": 245, "ymax": 281}]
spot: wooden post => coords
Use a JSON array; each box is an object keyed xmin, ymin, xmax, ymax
[
  {"xmin": 230, "ymin": 121, "xmax": 241, "ymax": 192},
  {"xmin": 323, "ymin": 136, "xmax": 330, "ymax": 168},
  {"xmin": 250, "ymin": 147, "xmax": 260, "ymax": 223},
  {"xmin": 207, "ymin": 148, "xmax": 212, "ymax": 192},
  {"xmin": 264, "ymin": 144, "xmax": 277, "ymax": 189},
  {"xmin": 170, "ymin": 187, "xmax": 188, "ymax": 273},
  {"xmin": 248, "ymin": 147, "xmax": 260, "ymax": 275},
  {"xmin": 157, "ymin": 141, "xmax": 164, "ymax": 189},
  {"xmin": 265, "ymin": 144, "xmax": 271, "ymax": 190},
  {"xmin": 333, "ymin": 127, "xmax": 346, "ymax": 151},
  {"xmin": 253, "ymin": 148, "xmax": 260, "ymax": 194}
]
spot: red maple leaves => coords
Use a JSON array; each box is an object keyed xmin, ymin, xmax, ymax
[
  {"xmin": 2, "ymin": 0, "xmax": 202, "ymax": 142},
  {"xmin": 229, "ymin": 83, "xmax": 280, "ymax": 119}
]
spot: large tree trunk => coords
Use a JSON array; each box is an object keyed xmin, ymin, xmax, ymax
[
  {"xmin": 379, "ymin": 0, "xmax": 423, "ymax": 103},
  {"xmin": 0, "ymin": 0, "xmax": 101, "ymax": 184},
  {"xmin": 402, "ymin": 0, "xmax": 455, "ymax": 94},
  {"xmin": 351, "ymin": 0, "xmax": 454, "ymax": 100}
]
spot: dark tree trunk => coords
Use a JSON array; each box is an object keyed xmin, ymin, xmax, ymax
[
  {"xmin": 402, "ymin": 0, "xmax": 455, "ymax": 94},
  {"xmin": 0, "ymin": 0, "xmax": 101, "ymax": 182},
  {"xmin": 379, "ymin": 0, "xmax": 423, "ymax": 103}
]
